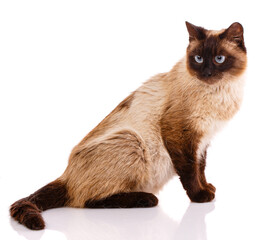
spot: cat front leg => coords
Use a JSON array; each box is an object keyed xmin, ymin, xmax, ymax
[
  {"xmin": 160, "ymin": 113, "xmax": 215, "ymax": 202},
  {"xmin": 199, "ymin": 149, "xmax": 216, "ymax": 194},
  {"xmin": 174, "ymin": 150, "xmax": 215, "ymax": 203}
]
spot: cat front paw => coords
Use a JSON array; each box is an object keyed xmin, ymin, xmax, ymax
[
  {"xmin": 188, "ymin": 186, "xmax": 215, "ymax": 203},
  {"xmin": 206, "ymin": 183, "xmax": 216, "ymax": 193}
]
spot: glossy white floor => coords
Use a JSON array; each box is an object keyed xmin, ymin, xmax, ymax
[
  {"xmin": 1, "ymin": 0, "xmax": 278, "ymax": 239},
  {"xmin": 2, "ymin": 143, "xmax": 278, "ymax": 240}
]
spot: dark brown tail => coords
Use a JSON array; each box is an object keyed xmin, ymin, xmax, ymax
[{"xmin": 10, "ymin": 179, "xmax": 68, "ymax": 230}]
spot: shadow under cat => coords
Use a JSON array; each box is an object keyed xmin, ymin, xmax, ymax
[{"xmin": 10, "ymin": 202, "xmax": 215, "ymax": 240}]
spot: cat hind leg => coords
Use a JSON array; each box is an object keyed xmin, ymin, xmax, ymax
[{"xmin": 84, "ymin": 192, "xmax": 158, "ymax": 208}]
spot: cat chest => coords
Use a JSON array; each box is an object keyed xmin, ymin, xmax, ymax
[
  {"xmin": 195, "ymin": 82, "xmax": 243, "ymax": 124},
  {"xmin": 192, "ymin": 87, "xmax": 240, "ymax": 135},
  {"xmin": 196, "ymin": 118, "xmax": 226, "ymax": 159}
]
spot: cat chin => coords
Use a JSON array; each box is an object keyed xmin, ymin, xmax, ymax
[{"xmin": 196, "ymin": 76, "xmax": 223, "ymax": 85}]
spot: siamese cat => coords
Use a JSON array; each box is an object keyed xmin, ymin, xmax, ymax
[{"xmin": 10, "ymin": 21, "xmax": 247, "ymax": 230}]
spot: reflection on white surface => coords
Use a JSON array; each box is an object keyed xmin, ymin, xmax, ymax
[
  {"xmin": 10, "ymin": 202, "xmax": 215, "ymax": 240},
  {"xmin": 174, "ymin": 202, "xmax": 215, "ymax": 240}
]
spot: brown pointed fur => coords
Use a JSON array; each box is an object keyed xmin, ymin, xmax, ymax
[{"xmin": 10, "ymin": 22, "xmax": 247, "ymax": 229}]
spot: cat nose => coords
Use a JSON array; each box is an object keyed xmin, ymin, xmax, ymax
[{"xmin": 202, "ymin": 68, "xmax": 212, "ymax": 77}]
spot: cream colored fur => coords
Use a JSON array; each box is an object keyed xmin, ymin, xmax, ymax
[{"xmin": 58, "ymin": 54, "xmax": 245, "ymax": 207}]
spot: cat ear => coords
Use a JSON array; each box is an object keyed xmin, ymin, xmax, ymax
[
  {"xmin": 220, "ymin": 22, "xmax": 244, "ymax": 43},
  {"xmin": 185, "ymin": 21, "xmax": 206, "ymax": 42},
  {"xmin": 220, "ymin": 22, "xmax": 246, "ymax": 51}
]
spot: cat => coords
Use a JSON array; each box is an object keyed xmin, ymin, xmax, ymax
[{"xmin": 10, "ymin": 21, "xmax": 247, "ymax": 230}]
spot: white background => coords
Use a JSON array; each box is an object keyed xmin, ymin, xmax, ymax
[{"xmin": 1, "ymin": 0, "xmax": 278, "ymax": 239}]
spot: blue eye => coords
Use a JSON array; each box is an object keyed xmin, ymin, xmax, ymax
[
  {"xmin": 195, "ymin": 55, "xmax": 204, "ymax": 63},
  {"xmin": 215, "ymin": 55, "xmax": 225, "ymax": 64},
  {"xmin": 194, "ymin": 55, "xmax": 203, "ymax": 63}
]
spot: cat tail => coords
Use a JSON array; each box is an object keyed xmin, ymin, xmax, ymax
[{"xmin": 10, "ymin": 179, "xmax": 69, "ymax": 230}]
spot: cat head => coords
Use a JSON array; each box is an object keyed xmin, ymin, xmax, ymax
[{"xmin": 185, "ymin": 22, "xmax": 247, "ymax": 84}]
